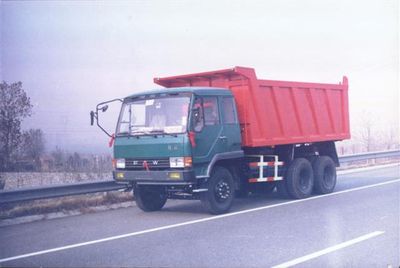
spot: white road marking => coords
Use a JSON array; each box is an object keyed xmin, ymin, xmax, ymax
[
  {"xmin": 0, "ymin": 178, "xmax": 398, "ymax": 264},
  {"xmin": 272, "ymin": 231, "xmax": 385, "ymax": 268}
]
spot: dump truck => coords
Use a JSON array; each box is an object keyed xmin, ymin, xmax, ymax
[{"xmin": 91, "ymin": 66, "xmax": 350, "ymax": 214}]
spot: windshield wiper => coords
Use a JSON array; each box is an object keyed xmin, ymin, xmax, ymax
[
  {"xmin": 131, "ymin": 130, "xmax": 150, "ymax": 135},
  {"xmin": 117, "ymin": 131, "xmax": 130, "ymax": 136},
  {"xmin": 149, "ymin": 129, "xmax": 178, "ymax": 137},
  {"xmin": 119, "ymin": 129, "xmax": 178, "ymax": 137},
  {"xmin": 116, "ymin": 130, "xmax": 146, "ymax": 138}
]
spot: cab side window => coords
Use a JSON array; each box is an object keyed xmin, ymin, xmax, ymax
[
  {"xmin": 203, "ymin": 97, "xmax": 219, "ymax": 125},
  {"xmin": 221, "ymin": 97, "xmax": 237, "ymax": 124},
  {"xmin": 192, "ymin": 97, "xmax": 204, "ymax": 132}
]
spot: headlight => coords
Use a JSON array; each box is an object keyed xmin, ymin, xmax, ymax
[
  {"xmin": 170, "ymin": 157, "xmax": 184, "ymax": 168},
  {"xmin": 116, "ymin": 158, "xmax": 125, "ymax": 169},
  {"xmin": 170, "ymin": 157, "xmax": 192, "ymax": 168}
]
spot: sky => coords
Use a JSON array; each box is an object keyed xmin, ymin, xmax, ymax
[{"xmin": 1, "ymin": 0, "xmax": 399, "ymax": 154}]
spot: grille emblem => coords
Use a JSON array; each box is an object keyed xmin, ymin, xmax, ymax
[{"xmin": 143, "ymin": 160, "xmax": 149, "ymax": 171}]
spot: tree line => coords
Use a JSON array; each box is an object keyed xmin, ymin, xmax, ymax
[{"xmin": 0, "ymin": 81, "xmax": 111, "ymax": 172}]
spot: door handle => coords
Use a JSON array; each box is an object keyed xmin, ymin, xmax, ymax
[{"xmin": 219, "ymin": 136, "xmax": 227, "ymax": 140}]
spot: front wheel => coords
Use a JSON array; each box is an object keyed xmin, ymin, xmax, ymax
[
  {"xmin": 201, "ymin": 166, "xmax": 235, "ymax": 214},
  {"xmin": 134, "ymin": 185, "xmax": 167, "ymax": 212}
]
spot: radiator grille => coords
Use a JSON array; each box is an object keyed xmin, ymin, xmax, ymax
[{"xmin": 125, "ymin": 158, "xmax": 170, "ymax": 170}]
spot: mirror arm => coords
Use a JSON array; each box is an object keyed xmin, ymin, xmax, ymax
[
  {"xmin": 91, "ymin": 98, "xmax": 123, "ymax": 138},
  {"xmin": 96, "ymin": 98, "xmax": 123, "ymax": 112},
  {"xmin": 97, "ymin": 119, "xmax": 112, "ymax": 138}
]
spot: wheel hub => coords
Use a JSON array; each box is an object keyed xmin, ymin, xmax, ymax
[{"xmin": 215, "ymin": 181, "xmax": 231, "ymax": 200}]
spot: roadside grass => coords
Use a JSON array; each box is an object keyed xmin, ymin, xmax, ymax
[{"xmin": 0, "ymin": 191, "xmax": 133, "ymax": 220}]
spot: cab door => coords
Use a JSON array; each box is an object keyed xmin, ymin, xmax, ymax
[
  {"xmin": 219, "ymin": 96, "xmax": 241, "ymax": 152},
  {"xmin": 191, "ymin": 96, "xmax": 225, "ymax": 174}
]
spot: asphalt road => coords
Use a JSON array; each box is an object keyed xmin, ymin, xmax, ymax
[{"xmin": 0, "ymin": 165, "xmax": 399, "ymax": 267}]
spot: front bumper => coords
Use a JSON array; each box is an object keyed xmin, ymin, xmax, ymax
[{"xmin": 113, "ymin": 169, "xmax": 196, "ymax": 185}]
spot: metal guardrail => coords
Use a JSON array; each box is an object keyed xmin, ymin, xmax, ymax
[
  {"xmin": 0, "ymin": 180, "xmax": 127, "ymax": 204},
  {"xmin": 0, "ymin": 150, "xmax": 399, "ymax": 204},
  {"xmin": 339, "ymin": 149, "xmax": 400, "ymax": 163}
]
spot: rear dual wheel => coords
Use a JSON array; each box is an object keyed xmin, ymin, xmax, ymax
[
  {"xmin": 278, "ymin": 158, "xmax": 314, "ymax": 199},
  {"xmin": 285, "ymin": 158, "xmax": 314, "ymax": 199},
  {"xmin": 278, "ymin": 156, "xmax": 337, "ymax": 199},
  {"xmin": 312, "ymin": 156, "xmax": 337, "ymax": 194}
]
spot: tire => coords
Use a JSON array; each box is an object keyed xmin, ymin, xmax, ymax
[
  {"xmin": 306, "ymin": 155, "xmax": 318, "ymax": 166},
  {"xmin": 134, "ymin": 185, "xmax": 167, "ymax": 212},
  {"xmin": 201, "ymin": 166, "xmax": 235, "ymax": 214},
  {"xmin": 312, "ymin": 156, "xmax": 337, "ymax": 194},
  {"xmin": 285, "ymin": 158, "xmax": 314, "ymax": 199}
]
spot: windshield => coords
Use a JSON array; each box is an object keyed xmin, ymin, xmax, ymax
[{"xmin": 117, "ymin": 94, "xmax": 191, "ymax": 136}]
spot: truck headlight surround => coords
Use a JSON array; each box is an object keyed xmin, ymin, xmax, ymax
[
  {"xmin": 170, "ymin": 157, "xmax": 192, "ymax": 168},
  {"xmin": 170, "ymin": 157, "xmax": 184, "ymax": 168},
  {"xmin": 116, "ymin": 158, "xmax": 125, "ymax": 169}
]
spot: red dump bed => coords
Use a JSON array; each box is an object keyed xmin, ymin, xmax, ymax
[{"xmin": 154, "ymin": 67, "xmax": 350, "ymax": 147}]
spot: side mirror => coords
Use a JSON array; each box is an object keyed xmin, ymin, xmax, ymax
[
  {"xmin": 191, "ymin": 107, "xmax": 204, "ymax": 132},
  {"xmin": 90, "ymin": 111, "xmax": 95, "ymax": 126},
  {"xmin": 101, "ymin": 105, "xmax": 108, "ymax": 112},
  {"xmin": 191, "ymin": 107, "xmax": 200, "ymax": 117}
]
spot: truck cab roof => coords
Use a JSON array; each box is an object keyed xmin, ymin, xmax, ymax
[{"xmin": 125, "ymin": 87, "xmax": 233, "ymax": 100}]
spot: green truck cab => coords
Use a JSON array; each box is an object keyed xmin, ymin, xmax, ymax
[{"xmin": 93, "ymin": 87, "xmax": 243, "ymax": 214}]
